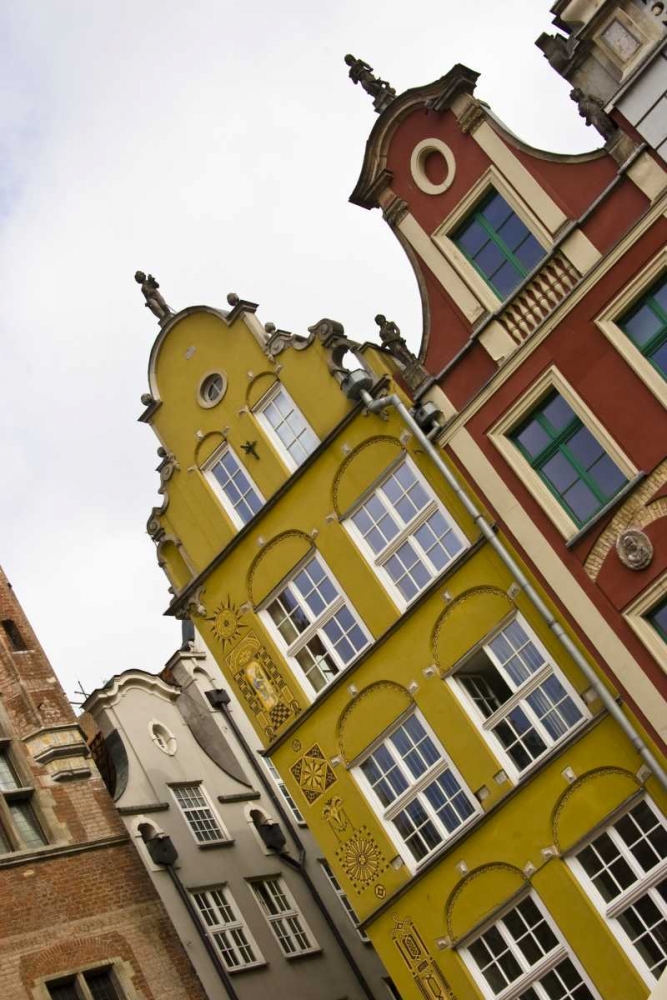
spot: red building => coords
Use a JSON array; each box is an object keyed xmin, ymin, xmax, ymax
[
  {"xmin": 0, "ymin": 567, "xmax": 206, "ymax": 1000},
  {"xmin": 345, "ymin": 53, "xmax": 667, "ymax": 749}
]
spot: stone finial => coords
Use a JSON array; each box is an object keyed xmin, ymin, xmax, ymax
[
  {"xmin": 227, "ymin": 292, "xmax": 239, "ymax": 306},
  {"xmin": 134, "ymin": 271, "xmax": 173, "ymax": 325},
  {"xmin": 344, "ymin": 54, "xmax": 396, "ymax": 113},
  {"xmin": 264, "ymin": 322, "xmax": 276, "ymax": 334},
  {"xmin": 570, "ymin": 88, "xmax": 617, "ymax": 142}
]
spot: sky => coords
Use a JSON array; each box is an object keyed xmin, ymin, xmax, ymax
[{"xmin": 0, "ymin": 0, "xmax": 596, "ymax": 703}]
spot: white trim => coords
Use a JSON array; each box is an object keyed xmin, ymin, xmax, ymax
[
  {"xmin": 567, "ymin": 796, "xmax": 667, "ymax": 988},
  {"xmin": 489, "ymin": 366, "xmax": 638, "ymax": 540},
  {"xmin": 170, "ymin": 782, "xmax": 230, "ymax": 846},
  {"xmin": 197, "ymin": 370, "xmax": 227, "ymax": 409},
  {"xmin": 254, "ymin": 382, "xmax": 319, "ymax": 473},
  {"xmin": 410, "ymin": 138, "xmax": 456, "ymax": 196},
  {"xmin": 343, "ymin": 455, "xmax": 469, "ymax": 611},
  {"xmin": 624, "ymin": 572, "xmax": 667, "ymax": 672},
  {"xmin": 446, "ymin": 613, "xmax": 590, "ymax": 782},
  {"xmin": 249, "ymin": 875, "xmax": 320, "ymax": 958},
  {"xmin": 202, "ymin": 442, "xmax": 265, "ymax": 530},
  {"xmin": 354, "ymin": 709, "xmax": 480, "ymax": 874},
  {"xmin": 191, "ymin": 884, "xmax": 265, "ymax": 972}
]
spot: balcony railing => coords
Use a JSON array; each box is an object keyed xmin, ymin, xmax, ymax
[{"xmin": 498, "ymin": 252, "xmax": 581, "ymax": 343}]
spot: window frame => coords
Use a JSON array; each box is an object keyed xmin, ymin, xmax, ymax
[
  {"xmin": 459, "ymin": 891, "xmax": 602, "ymax": 1000},
  {"xmin": 623, "ymin": 571, "xmax": 667, "ymax": 667},
  {"xmin": 202, "ymin": 443, "xmax": 265, "ymax": 529},
  {"xmin": 170, "ymin": 782, "xmax": 230, "ymax": 846},
  {"xmin": 595, "ymin": 248, "xmax": 667, "ymax": 408},
  {"xmin": 265, "ymin": 759, "xmax": 306, "ymax": 826},
  {"xmin": 191, "ymin": 884, "xmax": 265, "ymax": 972},
  {"xmin": 0, "ymin": 738, "xmax": 47, "ymax": 854},
  {"xmin": 343, "ymin": 455, "xmax": 469, "ymax": 610},
  {"xmin": 354, "ymin": 709, "xmax": 479, "ymax": 873},
  {"xmin": 567, "ymin": 795, "xmax": 667, "ymax": 988},
  {"xmin": 489, "ymin": 367, "xmax": 637, "ymax": 540},
  {"xmin": 249, "ymin": 875, "xmax": 320, "ymax": 958},
  {"xmin": 319, "ymin": 858, "xmax": 369, "ymax": 942},
  {"xmin": 259, "ymin": 551, "xmax": 372, "ymax": 700},
  {"xmin": 254, "ymin": 382, "xmax": 319, "ymax": 472},
  {"xmin": 43, "ymin": 965, "xmax": 127, "ymax": 1000},
  {"xmin": 446, "ymin": 614, "xmax": 589, "ymax": 781}
]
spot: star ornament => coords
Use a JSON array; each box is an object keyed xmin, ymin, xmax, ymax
[{"xmin": 208, "ymin": 598, "xmax": 246, "ymax": 650}]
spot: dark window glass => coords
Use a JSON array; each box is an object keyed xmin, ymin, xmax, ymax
[
  {"xmin": 648, "ymin": 598, "xmax": 667, "ymax": 642},
  {"xmin": 620, "ymin": 274, "xmax": 667, "ymax": 378},
  {"xmin": 1, "ymin": 619, "xmax": 27, "ymax": 651},
  {"xmin": 453, "ymin": 190, "xmax": 546, "ymax": 300},
  {"xmin": 511, "ymin": 391, "xmax": 628, "ymax": 526}
]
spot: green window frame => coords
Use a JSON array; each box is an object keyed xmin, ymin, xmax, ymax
[
  {"xmin": 511, "ymin": 391, "xmax": 628, "ymax": 528},
  {"xmin": 452, "ymin": 189, "xmax": 546, "ymax": 300},
  {"xmin": 647, "ymin": 597, "xmax": 667, "ymax": 643},
  {"xmin": 619, "ymin": 274, "xmax": 667, "ymax": 379}
]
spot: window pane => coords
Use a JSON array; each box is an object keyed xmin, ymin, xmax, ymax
[
  {"xmin": 560, "ymin": 478, "xmax": 602, "ymax": 524},
  {"xmin": 423, "ymin": 770, "xmax": 475, "ymax": 832},
  {"xmin": 542, "ymin": 394, "xmax": 576, "ymax": 433},
  {"xmin": 0, "ymin": 749, "xmax": 21, "ymax": 791},
  {"xmin": 514, "ymin": 418, "xmax": 551, "ymax": 459},
  {"xmin": 623, "ymin": 303, "xmax": 663, "ymax": 347},
  {"xmin": 173, "ymin": 785, "xmax": 224, "ymax": 843},
  {"xmin": 617, "ymin": 886, "xmax": 667, "ymax": 979},
  {"xmin": 393, "ymin": 799, "xmax": 442, "ymax": 861},
  {"xmin": 211, "ymin": 449, "xmax": 263, "ymax": 525},
  {"xmin": 651, "ymin": 338, "xmax": 667, "ymax": 376},
  {"xmin": 494, "ymin": 708, "xmax": 547, "ymax": 771},
  {"xmin": 457, "ymin": 219, "xmax": 488, "ymax": 256},
  {"xmin": 615, "ymin": 801, "xmax": 667, "ymax": 871},
  {"xmin": 482, "ymin": 192, "xmax": 514, "ymax": 229},
  {"xmin": 261, "ymin": 387, "xmax": 318, "ymax": 467},
  {"xmin": 85, "ymin": 970, "xmax": 121, "ymax": 1000},
  {"xmin": 10, "ymin": 800, "xmax": 46, "ymax": 848},
  {"xmin": 526, "ymin": 675, "xmax": 583, "ymax": 740},
  {"xmin": 648, "ymin": 598, "xmax": 667, "ymax": 640},
  {"xmin": 46, "ymin": 982, "xmax": 79, "ymax": 1000}
]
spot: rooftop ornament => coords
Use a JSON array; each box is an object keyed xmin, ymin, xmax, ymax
[
  {"xmin": 135, "ymin": 271, "xmax": 173, "ymax": 325},
  {"xmin": 569, "ymin": 88, "xmax": 617, "ymax": 142},
  {"xmin": 344, "ymin": 54, "xmax": 396, "ymax": 113}
]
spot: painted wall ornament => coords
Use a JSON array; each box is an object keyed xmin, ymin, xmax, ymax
[
  {"xmin": 616, "ymin": 528, "xmax": 654, "ymax": 571},
  {"xmin": 290, "ymin": 744, "xmax": 337, "ymax": 804},
  {"xmin": 336, "ymin": 826, "xmax": 389, "ymax": 895},
  {"xmin": 322, "ymin": 795, "xmax": 352, "ymax": 839},
  {"xmin": 226, "ymin": 631, "xmax": 301, "ymax": 741},
  {"xmin": 207, "ymin": 598, "xmax": 248, "ymax": 650},
  {"xmin": 391, "ymin": 916, "xmax": 457, "ymax": 999}
]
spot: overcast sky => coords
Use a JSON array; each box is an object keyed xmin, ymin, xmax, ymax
[{"xmin": 0, "ymin": 1, "xmax": 595, "ymax": 703}]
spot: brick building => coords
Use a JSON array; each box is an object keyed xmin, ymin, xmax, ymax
[{"xmin": 0, "ymin": 565, "xmax": 207, "ymax": 1000}]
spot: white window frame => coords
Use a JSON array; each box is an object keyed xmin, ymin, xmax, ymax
[
  {"xmin": 344, "ymin": 456, "xmax": 468, "ymax": 610},
  {"xmin": 260, "ymin": 552, "xmax": 371, "ymax": 700},
  {"xmin": 249, "ymin": 876, "xmax": 320, "ymax": 958},
  {"xmin": 265, "ymin": 759, "xmax": 306, "ymax": 825},
  {"xmin": 567, "ymin": 796, "xmax": 667, "ymax": 988},
  {"xmin": 170, "ymin": 782, "xmax": 229, "ymax": 846},
  {"xmin": 319, "ymin": 858, "xmax": 369, "ymax": 942},
  {"xmin": 203, "ymin": 443, "xmax": 264, "ymax": 529},
  {"xmin": 255, "ymin": 382, "xmax": 319, "ymax": 472},
  {"xmin": 624, "ymin": 571, "xmax": 667, "ymax": 668},
  {"xmin": 460, "ymin": 892, "xmax": 602, "ymax": 1000},
  {"xmin": 354, "ymin": 710, "xmax": 479, "ymax": 874},
  {"xmin": 446, "ymin": 614, "xmax": 589, "ymax": 781},
  {"xmin": 489, "ymin": 367, "xmax": 637, "ymax": 540},
  {"xmin": 191, "ymin": 884, "xmax": 265, "ymax": 972}
]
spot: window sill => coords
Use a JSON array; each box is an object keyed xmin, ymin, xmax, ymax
[
  {"xmin": 284, "ymin": 948, "xmax": 322, "ymax": 962},
  {"xmin": 565, "ymin": 472, "xmax": 646, "ymax": 549},
  {"xmin": 197, "ymin": 839, "xmax": 235, "ymax": 850},
  {"xmin": 227, "ymin": 961, "xmax": 268, "ymax": 975}
]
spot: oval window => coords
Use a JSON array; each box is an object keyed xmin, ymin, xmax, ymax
[
  {"xmin": 150, "ymin": 721, "xmax": 177, "ymax": 755},
  {"xmin": 199, "ymin": 372, "xmax": 227, "ymax": 408}
]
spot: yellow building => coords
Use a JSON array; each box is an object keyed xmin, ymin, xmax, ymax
[{"xmin": 139, "ymin": 293, "xmax": 667, "ymax": 1000}]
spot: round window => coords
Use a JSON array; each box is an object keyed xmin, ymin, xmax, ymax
[
  {"xmin": 150, "ymin": 721, "xmax": 177, "ymax": 755},
  {"xmin": 198, "ymin": 372, "xmax": 227, "ymax": 408}
]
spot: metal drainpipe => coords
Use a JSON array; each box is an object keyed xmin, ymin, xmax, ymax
[
  {"xmin": 208, "ymin": 691, "xmax": 378, "ymax": 1000},
  {"xmin": 358, "ymin": 388, "xmax": 667, "ymax": 792},
  {"xmin": 164, "ymin": 860, "xmax": 239, "ymax": 1000}
]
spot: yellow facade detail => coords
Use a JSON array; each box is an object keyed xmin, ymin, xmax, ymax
[{"xmin": 143, "ymin": 303, "xmax": 667, "ymax": 1000}]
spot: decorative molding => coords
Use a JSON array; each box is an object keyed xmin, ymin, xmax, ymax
[
  {"xmin": 331, "ymin": 436, "xmax": 405, "ymax": 515},
  {"xmin": 391, "ymin": 915, "xmax": 457, "ymax": 999},
  {"xmin": 226, "ymin": 631, "xmax": 301, "ymax": 743},
  {"xmin": 382, "ymin": 196, "xmax": 409, "ymax": 227},
  {"xmin": 458, "ymin": 101, "xmax": 486, "ymax": 135},
  {"xmin": 550, "ymin": 766, "xmax": 642, "ymax": 852},
  {"xmin": 322, "ymin": 795, "xmax": 353, "ymax": 840},
  {"xmin": 336, "ymin": 825, "xmax": 390, "ymax": 895},
  {"xmin": 616, "ymin": 528, "xmax": 654, "ymax": 571},
  {"xmin": 445, "ymin": 863, "xmax": 529, "ymax": 941},
  {"xmin": 431, "ymin": 586, "xmax": 514, "ymax": 667},
  {"xmin": 25, "ymin": 726, "xmax": 91, "ymax": 782},
  {"xmin": 146, "ymin": 494, "xmax": 169, "ymax": 540},
  {"xmin": 246, "ymin": 530, "xmax": 314, "ymax": 606},
  {"xmin": 336, "ymin": 681, "xmax": 413, "ymax": 764},
  {"xmin": 410, "ymin": 138, "xmax": 456, "ymax": 196},
  {"xmin": 204, "ymin": 597, "xmax": 249, "ymax": 651}
]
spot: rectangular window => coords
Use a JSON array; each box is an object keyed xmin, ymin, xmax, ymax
[
  {"xmin": 453, "ymin": 189, "xmax": 546, "ymax": 300},
  {"xmin": 1, "ymin": 619, "xmax": 28, "ymax": 651},
  {"xmin": 265, "ymin": 759, "xmax": 305, "ymax": 825},
  {"xmin": 192, "ymin": 885, "xmax": 264, "ymax": 971},
  {"xmin": 256, "ymin": 384, "xmax": 319, "ymax": 470},
  {"xmin": 0, "ymin": 743, "xmax": 47, "ymax": 853},
  {"xmin": 573, "ymin": 798, "xmax": 667, "ymax": 983},
  {"xmin": 263, "ymin": 554, "xmax": 370, "ymax": 696},
  {"xmin": 172, "ymin": 784, "xmax": 228, "ymax": 844},
  {"xmin": 47, "ymin": 968, "xmax": 123, "ymax": 1000},
  {"xmin": 511, "ymin": 390, "xmax": 628, "ymax": 527},
  {"xmin": 357, "ymin": 712, "xmax": 477, "ymax": 867},
  {"xmin": 251, "ymin": 877, "xmax": 318, "ymax": 957},
  {"xmin": 319, "ymin": 858, "xmax": 369, "ymax": 942},
  {"xmin": 463, "ymin": 895, "xmax": 598, "ymax": 999},
  {"xmin": 346, "ymin": 459, "xmax": 466, "ymax": 605},
  {"xmin": 647, "ymin": 596, "xmax": 667, "ymax": 643},
  {"xmin": 620, "ymin": 274, "xmax": 667, "ymax": 379},
  {"xmin": 452, "ymin": 616, "xmax": 586, "ymax": 776},
  {"xmin": 205, "ymin": 446, "xmax": 264, "ymax": 528}
]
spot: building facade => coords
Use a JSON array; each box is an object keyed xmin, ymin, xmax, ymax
[
  {"xmin": 538, "ymin": 0, "xmax": 667, "ymax": 161},
  {"xmin": 138, "ymin": 283, "xmax": 667, "ymax": 999},
  {"xmin": 343, "ymin": 52, "xmax": 667, "ymax": 759},
  {"xmin": 82, "ymin": 634, "xmax": 391, "ymax": 1000},
  {"xmin": 0, "ymin": 567, "xmax": 207, "ymax": 1000}
]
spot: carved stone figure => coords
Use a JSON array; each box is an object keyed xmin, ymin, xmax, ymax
[
  {"xmin": 374, "ymin": 314, "xmax": 430, "ymax": 391},
  {"xmin": 134, "ymin": 271, "xmax": 173, "ymax": 324},
  {"xmin": 616, "ymin": 528, "xmax": 654, "ymax": 571},
  {"xmin": 570, "ymin": 88, "xmax": 617, "ymax": 141},
  {"xmin": 344, "ymin": 55, "xmax": 396, "ymax": 113}
]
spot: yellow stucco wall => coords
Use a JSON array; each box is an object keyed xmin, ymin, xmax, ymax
[{"xmin": 145, "ymin": 307, "xmax": 666, "ymax": 1000}]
